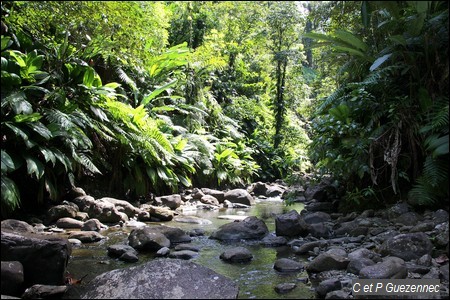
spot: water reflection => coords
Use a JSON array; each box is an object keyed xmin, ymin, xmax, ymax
[{"xmin": 65, "ymin": 199, "xmax": 314, "ymax": 299}]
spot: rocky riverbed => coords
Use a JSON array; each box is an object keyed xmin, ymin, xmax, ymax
[{"xmin": 1, "ymin": 179, "xmax": 449, "ymax": 299}]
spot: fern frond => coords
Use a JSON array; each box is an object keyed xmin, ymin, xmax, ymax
[{"xmin": 116, "ymin": 67, "xmax": 137, "ymax": 91}]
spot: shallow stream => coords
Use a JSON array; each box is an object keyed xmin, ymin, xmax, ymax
[{"xmin": 64, "ymin": 198, "xmax": 315, "ymax": 299}]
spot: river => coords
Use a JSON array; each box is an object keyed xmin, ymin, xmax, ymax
[{"xmin": 64, "ymin": 197, "xmax": 316, "ymax": 299}]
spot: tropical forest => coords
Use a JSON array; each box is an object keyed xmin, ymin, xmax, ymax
[{"xmin": 1, "ymin": 1, "xmax": 449, "ymax": 299}]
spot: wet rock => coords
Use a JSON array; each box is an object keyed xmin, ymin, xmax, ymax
[
  {"xmin": 434, "ymin": 221, "xmax": 449, "ymax": 248},
  {"xmin": 128, "ymin": 227, "xmax": 171, "ymax": 251},
  {"xmin": 379, "ymin": 232, "xmax": 433, "ymax": 261},
  {"xmin": 200, "ymin": 195, "xmax": 220, "ymax": 206},
  {"xmin": 275, "ymin": 210, "xmax": 309, "ymax": 237},
  {"xmin": 224, "ymin": 189, "xmax": 255, "ymax": 206},
  {"xmin": 273, "ymin": 258, "xmax": 304, "ymax": 272},
  {"xmin": 187, "ymin": 228, "xmax": 205, "ymax": 237},
  {"xmin": 347, "ymin": 248, "xmax": 381, "ymax": 263},
  {"xmin": 325, "ymin": 290, "xmax": 351, "ymax": 299},
  {"xmin": 67, "ymin": 187, "xmax": 87, "ymax": 201},
  {"xmin": 82, "ymin": 218, "xmax": 106, "ymax": 231},
  {"xmin": 149, "ymin": 225, "xmax": 192, "ymax": 244},
  {"xmin": 266, "ymin": 185, "xmax": 285, "ymax": 197},
  {"xmin": 156, "ymin": 246, "xmax": 170, "ymax": 257},
  {"xmin": 75, "ymin": 211, "xmax": 90, "ymax": 221},
  {"xmin": 1, "ymin": 261, "xmax": 24, "ymax": 296},
  {"xmin": 423, "ymin": 268, "xmax": 440, "ymax": 279},
  {"xmin": 79, "ymin": 259, "xmax": 239, "ymax": 299},
  {"xmin": 191, "ymin": 188, "xmax": 205, "ymax": 200},
  {"xmin": 303, "ymin": 212, "xmax": 331, "ymax": 224},
  {"xmin": 248, "ymin": 182, "xmax": 268, "ymax": 196},
  {"xmin": 432, "ymin": 209, "xmax": 449, "ymax": 224},
  {"xmin": 359, "ymin": 256, "xmax": 407, "ymax": 279},
  {"xmin": 47, "ymin": 205, "xmax": 78, "ymax": 223},
  {"xmin": 100, "ymin": 197, "xmax": 141, "ymax": 218},
  {"xmin": 86, "ymin": 199, "xmax": 123, "ymax": 223},
  {"xmin": 223, "ymin": 200, "xmax": 249, "ymax": 209},
  {"xmin": 157, "ymin": 194, "xmax": 182, "ymax": 210},
  {"xmin": 410, "ymin": 222, "xmax": 435, "ymax": 233},
  {"xmin": 293, "ymin": 240, "xmax": 328, "ymax": 255},
  {"xmin": 210, "ymin": 216, "xmax": 268, "ymax": 241},
  {"xmin": 169, "ymin": 250, "xmax": 199, "ymax": 260},
  {"xmin": 305, "ymin": 202, "xmax": 335, "ymax": 213},
  {"xmin": 440, "ymin": 264, "xmax": 449, "ymax": 281},
  {"xmin": 260, "ymin": 234, "xmax": 287, "ymax": 246},
  {"xmin": 1, "ymin": 231, "xmax": 71, "ymax": 286},
  {"xmin": 119, "ymin": 251, "xmax": 139, "ymax": 263},
  {"xmin": 220, "ymin": 247, "xmax": 253, "ymax": 263},
  {"xmin": 1, "ymin": 219, "xmax": 35, "ymax": 233},
  {"xmin": 71, "ymin": 195, "xmax": 96, "ymax": 212},
  {"xmin": 309, "ymin": 222, "xmax": 332, "ymax": 238},
  {"xmin": 306, "ymin": 253, "xmax": 350, "ymax": 273},
  {"xmin": 393, "ymin": 211, "xmax": 422, "ymax": 226},
  {"xmin": 274, "ymin": 283, "xmax": 297, "ymax": 294},
  {"xmin": 107, "ymin": 244, "xmax": 138, "ymax": 258},
  {"xmin": 68, "ymin": 231, "xmax": 105, "ymax": 243},
  {"xmin": 305, "ymin": 183, "xmax": 336, "ymax": 202},
  {"xmin": 326, "ymin": 247, "xmax": 347, "ymax": 257},
  {"xmin": 417, "ymin": 254, "xmax": 432, "ymax": 266},
  {"xmin": 143, "ymin": 205, "xmax": 174, "ymax": 221},
  {"xmin": 347, "ymin": 258, "xmax": 375, "ymax": 275},
  {"xmin": 174, "ymin": 244, "xmax": 200, "ymax": 252},
  {"xmin": 56, "ymin": 217, "xmax": 84, "ymax": 229},
  {"xmin": 21, "ymin": 284, "xmax": 67, "ymax": 299},
  {"xmin": 201, "ymin": 188, "xmax": 225, "ymax": 203},
  {"xmin": 387, "ymin": 202, "xmax": 411, "ymax": 220},
  {"xmin": 316, "ymin": 278, "xmax": 341, "ymax": 298}
]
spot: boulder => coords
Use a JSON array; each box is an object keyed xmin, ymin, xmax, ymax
[
  {"xmin": 67, "ymin": 186, "xmax": 87, "ymax": 201},
  {"xmin": 71, "ymin": 195, "xmax": 96, "ymax": 212},
  {"xmin": 1, "ymin": 261, "xmax": 24, "ymax": 296},
  {"xmin": 128, "ymin": 228, "xmax": 171, "ymax": 251},
  {"xmin": 306, "ymin": 253, "xmax": 350, "ymax": 273},
  {"xmin": 273, "ymin": 258, "xmax": 304, "ymax": 272},
  {"xmin": 379, "ymin": 232, "xmax": 433, "ymax": 261},
  {"xmin": 316, "ymin": 278, "xmax": 342, "ymax": 298},
  {"xmin": 169, "ymin": 250, "xmax": 199, "ymax": 260},
  {"xmin": 100, "ymin": 197, "xmax": 141, "ymax": 218},
  {"xmin": 56, "ymin": 217, "xmax": 84, "ymax": 229},
  {"xmin": 392, "ymin": 211, "xmax": 422, "ymax": 226},
  {"xmin": 248, "ymin": 182, "xmax": 268, "ymax": 196},
  {"xmin": 309, "ymin": 223, "xmax": 332, "ymax": 238},
  {"xmin": 200, "ymin": 195, "xmax": 220, "ymax": 206},
  {"xmin": 224, "ymin": 189, "xmax": 255, "ymax": 206},
  {"xmin": 79, "ymin": 259, "xmax": 239, "ymax": 299},
  {"xmin": 1, "ymin": 219, "xmax": 35, "ymax": 233},
  {"xmin": 144, "ymin": 205, "xmax": 174, "ymax": 221},
  {"xmin": 274, "ymin": 283, "xmax": 297, "ymax": 294},
  {"xmin": 347, "ymin": 258, "xmax": 376, "ymax": 275},
  {"xmin": 157, "ymin": 194, "xmax": 182, "ymax": 210},
  {"xmin": 260, "ymin": 234, "xmax": 287, "ymax": 247},
  {"xmin": 21, "ymin": 284, "xmax": 68, "ymax": 299},
  {"xmin": 86, "ymin": 199, "xmax": 123, "ymax": 223},
  {"xmin": 82, "ymin": 219, "xmax": 105, "ymax": 232},
  {"xmin": 1, "ymin": 231, "xmax": 71, "ymax": 286},
  {"xmin": 148, "ymin": 225, "xmax": 192, "ymax": 244},
  {"xmin": 220, "ymin": 247, "xmax": 253, "ymax": 263},
  {"xmin": 303, "ymin": 212, "xmax": 331, "ymax": 224},
  {"xmin": 359, "ymin": 257, "xmax": 407, "ymax": 279},
  {"xmin": 275, "ymin": 210, "xmax": 309, "ymax": 237},
  {"xmin": 68, "ymin": 231, "xmax": 105, "ymax": 243},
  {"xmin": 210, "ymin": 216, "xmax": 268, "ymax": 241},
  {"xmin": 266, "ymin": 185, "xmax": 285, "ymax": 197},
  {"xmin": 201, "ymin": 188, "xmax": 225, "ymax": 203},
  {"xmin": 46, "ymin": 205, "xmax": 78, "ymax": 223}
]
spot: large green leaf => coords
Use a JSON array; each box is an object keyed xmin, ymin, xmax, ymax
[
  {"xmin": 1, "ymin": 176, "xmax": 21, "ymax": 212},
  {"xmin": 1, "ymin": 36, "xmax": 13, "ymax": 51},
  {"xmin": 141, "ymin": 79, "xmax": 178, "ymax": 106},
  {"xmin": 24, "ymin": 154, "xmax": 45, "ymax": 179},
  {"xmin": 334, "ymin": 30, "xmax": 368, "ymax": 52},
  {"xmin": 1, "ymin": 150, "xmax": 15, "ymax": 173}
]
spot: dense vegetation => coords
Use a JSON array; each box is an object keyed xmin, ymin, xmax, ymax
[{"xmin": 1, "ymin": 1, "xmax": 448, "ymax": 217}]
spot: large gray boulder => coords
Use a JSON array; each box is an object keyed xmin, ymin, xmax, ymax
[
  {"xmin": 275, "ymin": 210, "xmax": 309, "ymax": 237},
  {"xmin": 379, "ymin": 232, "xmax": 433, "ymax": 261},
  {"xmin": 201, "ymin": 188, "xmax": 225, "ymax": 203},
  {"xmin": 1, "ymin": 219, "xmax": 35, "ymax": 233},
  {"xmin": 47, "ymin": 205, "xmax": 78, "ymax": 223},
  {"xmin": 359, "ymin": 257, "xmax": 407, "ymax": 279},
  {"xmin": 1, "ymin": 261, "xmax": 24, "ymax": 296},
  {"xmin": 210, "ymin": 216, "xmax": 268, "ymax": 241},
  {"xmin": 79, "ymin": 259, "xmax": 239, "ymax": 299},
  {"xmin": 128, "ymin": 228, "xmax": 171, "ymax": 251},
  {"xmin": 306, "ymin": 253, "xmax": 350, "ymax": 273},
  {"xmin": 220, "ymin": 247, "xmax": 253, "ymax": 263},
  {"xmin": 1, "ymin": 231, "xmax": 71, "ymax": 287},
  {"xmin": 224, "ymin": 189, "xmax": 255, "ymax": 206},
  {"xmin": 86, "ymin": 199, "xmax": 124, "ymax": 223},
  {"xmin": 157, "ymin": 194, "xmax": 182, "ymax": 210},
  {"xmin": 100, "ymin": 197, "xmax": 142, "ymax": 218}
]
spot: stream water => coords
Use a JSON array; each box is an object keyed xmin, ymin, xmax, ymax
[{"xmin": 64, "ymin": 198, "xmax": 316, "ymax": 299}]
